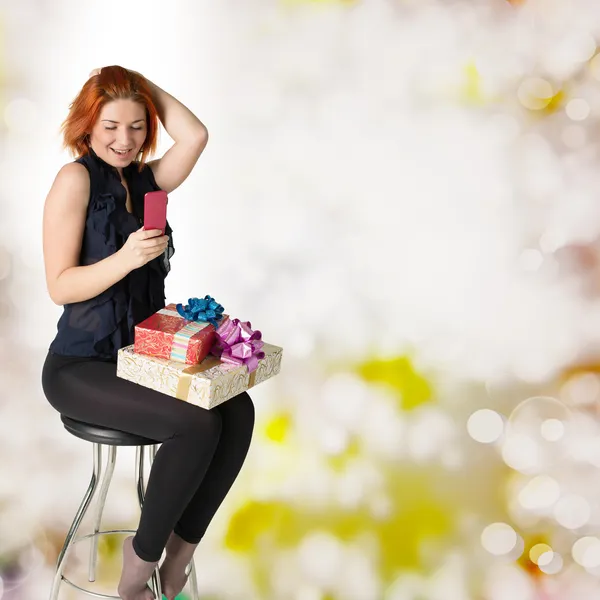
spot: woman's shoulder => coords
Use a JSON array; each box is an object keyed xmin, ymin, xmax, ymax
[
  {"xmin": 45, "ymin": 162, "xmax": 91, "ymax": 222},
  {"xmin": 53, "ymin": 161, "xmax": 90, "ymax": 190}
]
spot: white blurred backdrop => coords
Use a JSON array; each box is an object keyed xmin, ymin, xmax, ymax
[{"xmin": 4, "ymin": 0, "xmax": 600, "ymax": 598}]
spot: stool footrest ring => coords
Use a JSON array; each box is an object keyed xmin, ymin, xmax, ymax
[
  {"xmin": 61, "ymin": 576, "xmax": 121, "ymax": 599},
  {"xmin": 73, "ymin": 528, "xmax": 138, "ymax": 544},
  {"xmin": 61, "ymin": 529, "xmax": 160, "ymax": 599}
]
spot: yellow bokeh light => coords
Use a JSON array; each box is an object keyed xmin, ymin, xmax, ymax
[
  {"xmin": 357, "ymin": 355, "xmax": 433, "ymax": 411},
  {"xmin": 264, "ymin": 412, "xmax": 292, "ymax": 443},
  {"xmin": 529, "ymin": 543, "xmax": 552, "ymax": 565}
]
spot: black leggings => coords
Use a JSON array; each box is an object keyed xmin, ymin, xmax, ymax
[{"xmin": 41, "ymin": 350, "xmax": 255, "ymax": 562}]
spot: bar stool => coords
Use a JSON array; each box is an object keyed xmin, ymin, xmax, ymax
[{"xmin": 49, "ymin": 415, "xmax": 199, "ymax": 600}]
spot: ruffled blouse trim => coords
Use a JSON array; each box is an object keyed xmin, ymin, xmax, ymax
[{"xmin": 85, "ymin": 191, "xmax": 174, "ymax": 358}]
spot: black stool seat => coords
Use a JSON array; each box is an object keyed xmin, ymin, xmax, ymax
[{"xmin": 61, "ymin": 415, "xmax": 159, "ymax": 447}]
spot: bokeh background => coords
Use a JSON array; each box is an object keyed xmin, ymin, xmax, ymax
[{"xmin": 4, "ymin": 0, "xmax": 600, "ymax": 598}]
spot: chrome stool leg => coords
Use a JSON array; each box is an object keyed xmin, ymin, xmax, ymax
[
  {"xmin": 89, "ymin": 445, "xmax": 117, "ymax": 582},
  {"xmin": 149, "ymin": 442, "xmax": 157, "ymax": 465},
  {"xmin": 148, "ymin": 443, "xmax": 200, "ymax": 600},
  {"xmin": 188, "ymin": 558, "xmax": 199, "ymax": 600},
  {"xmin": 135, "ymin": 445, "xmax": 162, "ymax": 599},
  {"xmin": 135, "ymin": 445, "xmax": 146, "ymax": 511},
  {"xmin": 49, "ymin": 443, "xmax": 102, "ymax": 600}
]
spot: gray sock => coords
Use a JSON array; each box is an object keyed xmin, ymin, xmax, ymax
[
  {"xmin": 117, "ymin": 536, "xmax": 158, "ymax": 600},
  {"xmin": 159, "ymin": 532, "xmax": 199, "ymax": 600}
]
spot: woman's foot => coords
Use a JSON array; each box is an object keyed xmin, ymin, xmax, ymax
[
  {"xmin": 159, "ymin": 531, "xmax": 199, "ymax": 600},
  {"xmin": 117, "ymin": 536, "xmax": 158, "ymax": 600}
]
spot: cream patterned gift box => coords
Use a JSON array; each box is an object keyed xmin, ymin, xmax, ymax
[{"xmin": 116, "ymin": 342, "xmax": 283, "ymax": 410}]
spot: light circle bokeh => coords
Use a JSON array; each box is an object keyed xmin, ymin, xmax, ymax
[
  {"xmin": 481, "ymin": 523, "xmax": 518, "ymax": 556},
  {"xmin": 554, "ymin": 495, "xmax": 591, "ymax": 530},
  {"xmin": 501, "ymin": 433, "xmax": 539, "ymax": 472},
  {"xmin": 502, "ymin": 396, "xmax": 572, "ymax": 474},
  {"xmin": 467, "ymin": 409, "xmax": 504, "ymax": 443},
  {"xmin": 539, "ymin": 552, "xmax": 563, "ymax": 575},
  {"xmin": 540, "ymin": 418, "xmax": 564, "ymax": 441},
  {"xmin": 518, "ymin": 475, "xmax": 561, "ymax": 510},
  {"xmin": 530, "ymin": 543, "xmax": 552, "ymax": 565},
  {"xmin": 518, "ymin": 78, "xmax": 554, "ymax": 110},
  {"xmin": 572, "ymin": 537, "xmax": 600, "ymax": 568}
]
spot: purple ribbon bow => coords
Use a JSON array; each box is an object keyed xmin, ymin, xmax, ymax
[{"xmin": 211, "ymin": 317, "xmax": 265, "ymax": 373}]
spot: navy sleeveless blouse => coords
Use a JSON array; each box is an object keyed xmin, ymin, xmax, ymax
[{"xmin": 49, "ymin": 147, "xmax": 175, "ymax": 361}]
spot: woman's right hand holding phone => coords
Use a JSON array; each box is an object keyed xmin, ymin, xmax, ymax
[{"xmin": 118, "ymin": 226, "xmax": 169, "ymax": 272}]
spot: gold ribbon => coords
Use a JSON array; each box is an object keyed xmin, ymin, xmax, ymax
[
  {"xmin": 176, "ymin": 356, "xmax": 221, "ymax": 400},
  {"xmin": 249, "ymin": 369, "xmax": 257, "ymax": 389},
  {"xmin": 175, "ymin": 357, "xmax": 258, "ymax": 401}
]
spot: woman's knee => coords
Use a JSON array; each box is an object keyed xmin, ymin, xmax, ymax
[
  {"xmin": 221, "ymin": 391, "xmax": 255, "ymax": 429},
  {"xmin": 175, "ymin": 405, "xmax": 223, "ymax": 442},
  {"xmin": 239, "ymin": 391, "xmax": 255, "ymax": 424}
]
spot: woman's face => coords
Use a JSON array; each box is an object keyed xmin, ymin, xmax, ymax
[{"xmin": 89, "ymin": 99, "xmax": 147, "ymax": 168}]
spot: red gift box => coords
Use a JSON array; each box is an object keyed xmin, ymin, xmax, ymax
[{"xmin": 134, "ymin": 303, "xmax": 223, "ymax": 365}]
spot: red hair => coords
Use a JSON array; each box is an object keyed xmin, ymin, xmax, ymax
[{"xmin": 61, "ymin": 65, "xmax": 159, "ymax": 173}]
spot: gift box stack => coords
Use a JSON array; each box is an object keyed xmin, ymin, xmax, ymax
[{"xmin": 116, "ymin": 295, "xmax": 283, "ymax": 410}]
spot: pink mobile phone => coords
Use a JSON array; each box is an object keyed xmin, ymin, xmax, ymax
[{"xmin": 144, "ymin": 191, "xmax": 168, "ymax": 235}]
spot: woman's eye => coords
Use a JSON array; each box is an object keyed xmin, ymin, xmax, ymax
[
  {"xmin": 105, "ymin": 127, "xmax": 116, "ymax": 130},
  {"xmin": 132, "ymin": 127, "xmax": 143, "ymax": 131}
]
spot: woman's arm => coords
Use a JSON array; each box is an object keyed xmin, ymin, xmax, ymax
[
  {"xmin": 143, "ymin": 76, "xmax": 209, "ymax": 194},
  {"xmin": 43, "ymin": 164, "xmax": 133, "ymax": 305}
]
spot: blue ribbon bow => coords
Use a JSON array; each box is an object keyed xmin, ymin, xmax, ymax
[{"xmin": 176, "ymin": 296, "xmax": 224, "ymax": 328}]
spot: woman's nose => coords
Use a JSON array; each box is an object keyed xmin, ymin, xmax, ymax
[{"xmin": 116, "ymin": 131, "xmax": 133, "ymax": 146}]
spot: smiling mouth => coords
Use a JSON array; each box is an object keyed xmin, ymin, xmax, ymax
[{"xmin": 111, "ymin": 148, "xmax": 133, "ymax": 156}]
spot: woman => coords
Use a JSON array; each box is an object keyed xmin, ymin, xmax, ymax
[{"xmin": 41, "ymin": 66, "xmax": 255, "ymax": 600}]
